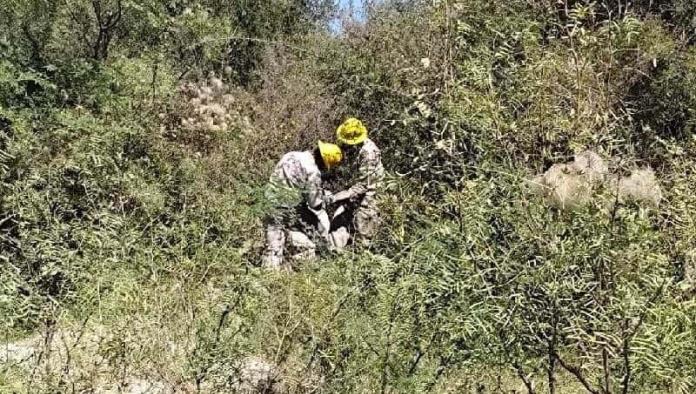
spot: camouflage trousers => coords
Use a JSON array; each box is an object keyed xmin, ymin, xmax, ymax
[
  {"xmin": 262, "ymin": 205, "xmax": 320, "ymax": 270},
  {"xmin": 329, "ymin": 197, "xmax": 380, "ymax": 250}
]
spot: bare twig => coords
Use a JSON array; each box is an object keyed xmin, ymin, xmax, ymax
[
  {"xmin": 554, "ymin": 351, "xmax": 600, "ymax": 394},
  {"xmin": 602, "ymin": 347, "xmax": 611, "ymax": 394},
  {"xmin": 63, "ymin": 2, "xmax": 89, "ymax": 56},
  {"xmin": 89, "ymin": 0, "xmax": 122, "ymax": 60},
  {"xmin": 407, "ymin": 331, "xmax": 441, "ymax": 376},
  {"xmin": 304, "ymin": 286, "xmax": 359, "ymax": 370},
  {"xmin": 185, "ymin": 36, "xmax": 311, "ymax": 55},
  {"xmin": 379, "ymin": 287, "xmax": 401, "ymax": 394},
  {"xmin": 424, "ymin": 354, "xmax": 452, "ymax": 392},
  {"xmin": 513, "ymin": 360, "xmax": 537, "ymax": 394},
  {"xmin": 620, "ymin": 280, "xmax": 666, "ymax": 394}
]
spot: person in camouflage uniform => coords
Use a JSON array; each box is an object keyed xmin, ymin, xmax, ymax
[
  {"xmin": 262, "ymin": 141, "xmax": 342, "ymax": 270},
  {"xmin": 329, "ymin": 118, "xmax": 384, "ymax": 249}
]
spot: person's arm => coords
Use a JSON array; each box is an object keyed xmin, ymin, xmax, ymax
[
  {"xmin": 305, "ymin": 173, "xmax": 330, "ymax": 238},
  {"xmin": 333, "ymin": 145, "xmax": 383, "ymax": 204},
  {"xmin": 355, "ymin": 144, "xmax": 383, "ymax": 194}
]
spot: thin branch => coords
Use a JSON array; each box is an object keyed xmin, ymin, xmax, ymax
[
  {"xmin": 621, "ymin": 280, "xmax": 666, "ymax": 394},
  {"xmin": 380, "ymin": 288, "xmax": 401, "ymax": 394},
  {"xmin": 91, "ymin": 0, "xmax": 102, "ymax": 26},
  {"xmin": 407, "ymin": 331, "xmax": 441, "ymax": 376},
  {"xmin": 194, "ymin": 36, "xmax": 310, "ymax": 54},
  {"xmin": 304, "ymin": 287, "xmax": 357, "ymax": 370},
  {"xmin": 424, "ymin": 354, "xmax": 452, "ymax": 393},
  {"xmin": 513, "ymin": 360, "xmax": 536, "ymax": 394},
  {"xmin": 549, "ymin": 343, "xmax": 557, "ymax": 394},
  {"xmin": 65, "ymin": 0, "xmax": 92, "ymax": 47},
  {"xmin": 554, "ymin": 351, "xmax": 600, "ymax": 394},
  {"xmin": 105, "ymin": 0, "xmax": 122, "ymax": 29},
  {"xmin": 620, "ymin": 329, "xmax": 631, "ymax": 394},
  {"xmin": 602, "ymin": 347, "xmax": 611, "ymax": 394}
]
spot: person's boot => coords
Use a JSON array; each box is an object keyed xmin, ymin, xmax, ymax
[
  {"xmin": 263, "ymin": 225, "xmax": 286, "ymax": 270},
  {"xmin": 287, "ymin": 231, "xmax": 317, "ymax": 263},
  {"xmin": 261, "ymin": 251, "xmax": 284, "ymax": 270},
  {"xmin": 329, "ymin": 227, "xmax": 350, "ymax": 252}
]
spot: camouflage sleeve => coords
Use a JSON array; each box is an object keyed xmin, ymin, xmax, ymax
[
  {"xmin": 305, "ymin": 171, "xmax": 325, "ymax": 211},
  {"xmin": 351, "ymin": 144, "xmax": 384, "ymax": 195},
  {"xmin": 305, "ymin": 172, "xmax": 330, "ymax": 238}
]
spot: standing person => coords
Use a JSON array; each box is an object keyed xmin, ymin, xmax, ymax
[
  {"xmin": 330, "ymin": 118, "xmax": 384, "ymax": 249},
  {"xmin": 262, "ymin": 141, "xmax": 342, "ymax": 270}
]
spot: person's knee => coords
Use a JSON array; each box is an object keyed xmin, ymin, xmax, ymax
[
  {"xmin": 355, "ymin": 210, "xmax": 379, "ymax": 238},
  {"xmin": 266, "ymin": 225, "xmax": 285, "ymax": 244},
  {"xmin": 329, "ymin": 227, "xmax": 351, "ymax": 251},
  {"xmin": 287, "ymin": 231, "xmax": 317, "ymax": 261},
  {"xmin": 287, "ymin": 231, "xmax": 316, "ymax": 250}
]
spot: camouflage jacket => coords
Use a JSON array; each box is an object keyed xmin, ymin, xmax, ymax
[
  {"xmin": 351, "ymin": 138, "xmax": 384, "ymax": 202},
  {"xmin": 267, "ymin": 150, "xmax": 329, "ymax": 236}
]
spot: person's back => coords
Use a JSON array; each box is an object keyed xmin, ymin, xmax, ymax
[
  {"xmin": 271, "ymin": 151, "xmax": 318, "ymax": 189},
  {"xmin": 267, "ymin": 150, "xmax": 325, "ymax": 215},
  {"xmin": 263, "ymin": 143, "xmax": 342, "ymax": 270},
  {"xmin": 356, "ymin": 138, "xmax": 384, "ymax": 204},
  {"xmin": 330, "ymin": 119, "xmax": 384, "ymax": 248}
]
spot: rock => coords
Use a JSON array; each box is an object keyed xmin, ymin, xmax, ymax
[
  {"xmin": 527, "ymin": 174, "xmax": 547, "ymax": 195},
  {"xmin": 530, "ymin": 151, "xmax": 617, "ymax": 210},
  {"xmin": 233, "ymin": 357, "xmax": 284, "ymax": 393},
  {"xmin": 617, "ymin": 168, "xmax": 662, "ymax": 206},
  {"xmin": 571, "ymin": 150, "xmax": 608, "ymax": 183},
  {"xmin": 538, "ymin": 163, "xmax": 592, "ymax": 210},
  {"xmin": 200, "ymin": 86, "xmax": 213, "ymax": 97},
  {"xmin": 209, "ymin": 78, "xmax": 225, "ymax": 94},
  {"xmin": 222, "ymin": 94, "xmax": 235, "ymax": 106},
  {"xmin": 420, "ymin": 57, "xmax": 431, "ymax": 68},
  {"xmin": 1, "ymin": 342, "xmax": 36, "ymax": 364},
  {"xmin": 95, "ymin": 378, "xmax": 168, "ymax": 394},
  {"xmin": 205, "ymin": 103, "xmax": 226, "ymax": 117}
]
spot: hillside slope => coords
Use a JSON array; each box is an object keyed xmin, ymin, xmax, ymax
[{"xmin": 2, "ymin": 1, "xmax": 696, "ymax": 392}]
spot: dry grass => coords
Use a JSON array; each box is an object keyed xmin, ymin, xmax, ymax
[
  {"xmin": 617, "ymin": 168, "xmax": 663, "ymax": 206},
  {"xmin": 571, "ymin": 150, "xmax": 609, "ymax": 183},
  {"xmin": 0, "ymin": 275, "xmax": 232, "ymax": 393},
  {"xmin": 532, "ymin": 152, "xmax": 663, "ymax": 210},
  {"xmin": 532, "ymin": 150, "xmax": 607, "ymax": 210}
]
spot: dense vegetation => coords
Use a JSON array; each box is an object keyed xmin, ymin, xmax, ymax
[{"xmin": 1, "ymin": 0, "xmax": 695, "ymax": 392}]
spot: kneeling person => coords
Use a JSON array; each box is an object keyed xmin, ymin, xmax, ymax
[
  {"xmin": 263, "ymin": 141, "xmax": 342, "ymax": 270},
  {"xmin": 330, "ymin": 118, "xmax": 384, "ymax": 249}
]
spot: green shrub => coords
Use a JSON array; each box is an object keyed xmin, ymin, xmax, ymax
[{"xmin": 2, "ymin": 0, "xmax": 696, "ymax": 392}]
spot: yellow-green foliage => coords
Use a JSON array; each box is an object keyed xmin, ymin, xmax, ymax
[{"xmin": 2, "ymin": 0, "xmax": 696, "ymax": 393}]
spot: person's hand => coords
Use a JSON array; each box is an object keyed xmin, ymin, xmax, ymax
[
  {"xmin": 331, "ymin": 190, "xmax": 353, "ymax": 204},
  {"xmin": 332, "ymin": 204, "xmax": 347, "ymax": 220},
  {"xmin": 323, "ymin": 191, "xmax": 335, "ymax": 206},
  {"xmin": 348, "ymin": 184, "xmax": 367, "ymax": 201}
]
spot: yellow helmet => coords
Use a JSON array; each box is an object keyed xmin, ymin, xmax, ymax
[
  {"xmin": 318, "ymin": 141, "xmax": 342, "ymax": 169},
  {"xmin": 336, "ymin": 118, "xmax": 368, "ymax": 145}
]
